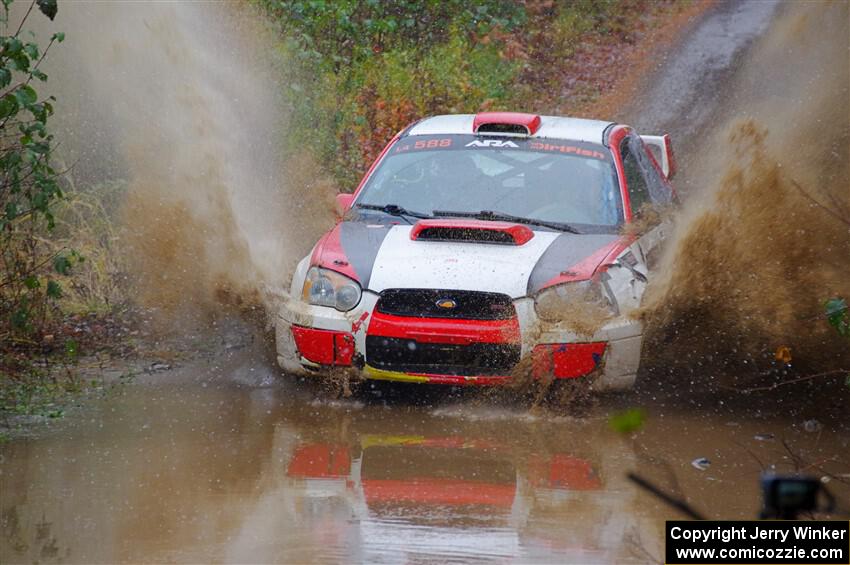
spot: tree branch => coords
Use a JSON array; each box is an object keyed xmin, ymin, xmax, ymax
[
  {"xmin": 791, "ymin": 179, "xmax": 850, "ymax": 228},
  {"xmin": 12, "ymin": 0, "xmax": 35, "ymax": 39},
  {"xmin": 721, "ymin": 369, "xmax": 849, "ymax": 394}
]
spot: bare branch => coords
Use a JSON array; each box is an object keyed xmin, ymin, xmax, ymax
[
  {"xmin": 721, "ymin": 369, "xmax": 849, "ymax": 394},
  {"xmin": 0, "ymin": 244, "xmax": 67, "ymax": 288},
  {"xmin": 732, "ymin": 439, "xmax": 767, "ymax": 471},
  {"xmin": 11, "ymin": 0, "xmax": 35, "ymax": 39},
  {"xmin": 791, "ymin": 179, "xmax": 850, "ymax": 228}
]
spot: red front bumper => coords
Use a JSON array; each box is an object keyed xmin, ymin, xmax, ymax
[
  {"xmin": 290, "ymin": 326, "xmax": 355, "ymax": 366},
  {"xmin": 290, "ymin": 317, "xmax": 606, "ymax": 385}
]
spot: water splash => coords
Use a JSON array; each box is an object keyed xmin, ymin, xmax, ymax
[
  {"xmin": 640, "ymin": 0, "xmax": 850, "ymax": 381},
  {"xmin": 43, "ymin": 2, "xmax": 335, "ymax": 325}
]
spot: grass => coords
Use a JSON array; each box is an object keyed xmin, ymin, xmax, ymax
[
  {"xmin": 46, "ymin": 179, "xmax": 130, "ymax": 315},
  {"xmin": 1, "ymin": 175, "xmax": 133, "ymax": 424},
  {"xmin": 0, "ymin": 357, "xmax": 137, "ymax": 440}
]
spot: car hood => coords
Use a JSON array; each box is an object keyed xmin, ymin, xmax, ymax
[{"xmin": 316, "ymin": 221, "xmax": 622, "ymax": 298}]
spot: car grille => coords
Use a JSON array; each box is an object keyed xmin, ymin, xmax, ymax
[
  {"xmin": 376, "ymin": 289, "xmax": 515, "ymax": 320},
  {"xmin": 365, "ymin": 336, "xmax": 520, "ymax": 376}
]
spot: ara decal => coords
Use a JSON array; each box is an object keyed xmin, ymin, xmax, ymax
[{"xmin": 465, "ymin": 139, "xmax": 519, "ymax": 148}]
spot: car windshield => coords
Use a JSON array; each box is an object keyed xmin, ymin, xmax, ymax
[{"xmin": 354, "ymin": 134, "xmax": 622, "ymax": 228}]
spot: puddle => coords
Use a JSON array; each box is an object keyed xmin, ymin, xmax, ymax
[{"xmin": 2, "ymin": 362, "xmax": 847, "ymax": 564}]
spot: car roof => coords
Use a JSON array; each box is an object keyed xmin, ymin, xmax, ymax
[{"xmin": 406, "ymin": 114, "xmax": 616, "ymax": 145}]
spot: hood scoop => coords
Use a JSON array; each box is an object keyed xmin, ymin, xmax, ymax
[{"xmin": 410, "ymin": 219, "xmax": 534, "ymax": 246}]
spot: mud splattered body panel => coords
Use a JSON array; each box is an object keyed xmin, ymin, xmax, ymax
[{"xmin": 277, "ymin": 113, "xmax": 675, "ymax": 389}]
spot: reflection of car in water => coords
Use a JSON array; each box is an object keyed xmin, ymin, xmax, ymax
[
  {"xmin": 285, "ymin": 432, "xmax": 642, "ymax": 562},
  {"xmin": 276, "ymin": 112, "xmax": 677, "ymax": 390}
]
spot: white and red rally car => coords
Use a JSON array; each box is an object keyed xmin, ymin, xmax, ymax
[{"xmin": 276, "ymin": 112, "xmax": 676, "ymax": 390}]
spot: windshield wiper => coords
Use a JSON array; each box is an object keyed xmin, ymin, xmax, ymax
[
  {"xmin": 431, "ymin": 210, "xmax": 581, "ymax": 234},
  {"xmin": 355, "ymin": 203, "xmax": 432, "ymax": 224}
]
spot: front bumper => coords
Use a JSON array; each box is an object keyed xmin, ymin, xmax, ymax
[{"xmin": 275, "ymin": 291, "xmax": 642, "ymax": 390}]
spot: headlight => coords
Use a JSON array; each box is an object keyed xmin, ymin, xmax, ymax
[
  {"xmin": 534, "ymin": 280, "xmax": 616, "ymax": 323},
  {"xmin": 302, "ymin": 267, "xmax": 362, "ymax": 311}
]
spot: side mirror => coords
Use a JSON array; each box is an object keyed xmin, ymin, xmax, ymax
[
  {"xmin": 335, "ymin": 193, "xmax": 354, "ymax": 217},
  {"xmin": 640, "ymin": 133, "xmax": 676, "ymax": 180}
]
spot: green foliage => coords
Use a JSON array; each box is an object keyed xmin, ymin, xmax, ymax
[
  {"xmin": 0, "ymin": 0, "xmax": 69, "ymax": 341},
  {"xmin": 825, "ymin": 297, "xmax": 848, "ymax": 337},
  {"xmin": 257, "ymin": 1, "xmax": 657, "ymax": 189},
  {"xmin": 258, "ymin": 0, "xmax": 527, "ymax": 188},
  {"xmin": 545, "ymin": 0, "xmax": 637, "ymax": 72},
  {"xmin": 35, "ymin": 0, "xmax": 57, "ymax": 21},
  {"xmin": 46, "ymin": 179, "xmax": 128, "ymax": 314},
  {"xmin": 0, "ymin": 365, "xmax": 77, "ymax": 420},
  {"xmin": 267, "ymin": 0, "xmax": 525, "ymax": 68},
  {"xmin": 609, "ymin": 407, "xmax": 646, "ymax": 434},
  {"xmin": 1, "ymin": 357, "xmax": 138, "ymax": 427}
]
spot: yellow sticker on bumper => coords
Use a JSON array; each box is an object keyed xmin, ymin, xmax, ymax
[
  {"xmin": 360, "ymin": 434, "xmax": 426, "ymax": 449},
  {"xmin": 363, "ymin": 365, "xmax": 429, "ymax": 383}
]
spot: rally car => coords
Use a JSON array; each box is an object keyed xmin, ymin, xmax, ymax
[{"xmin": 275, "ymin": 112, "xmax": 676, "ymax": 390}]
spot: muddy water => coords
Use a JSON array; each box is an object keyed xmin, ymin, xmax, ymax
[
  {"xmin": 636, "ymin": 0, "xmax": 850, "ymax": 383},
  {"xmin": 3, "ymin": 1, "xmax": 850, "ymax": 563},
  {"xmin": 36, "ymin": 1, "xmax": 336, "ymax": 322},
  {"xmin": 2, "ymin": 348, "xmax": 848, "ymax": 564}
]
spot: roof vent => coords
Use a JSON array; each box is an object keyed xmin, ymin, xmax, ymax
[{"xmin": 473, "ymin": 112, "xmax": 542, "ymax": 136}]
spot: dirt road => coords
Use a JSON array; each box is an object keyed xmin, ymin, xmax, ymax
[{"xmin": 2, "ymin": 2, "xmax": 848, "ymax": 563}]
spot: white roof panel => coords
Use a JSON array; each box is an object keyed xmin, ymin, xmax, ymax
[{"xmin": 406, "ymin": 114, "xmax": 614, "ymax": 144}]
